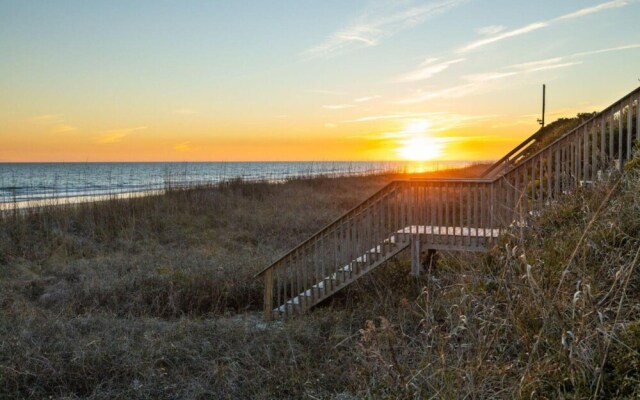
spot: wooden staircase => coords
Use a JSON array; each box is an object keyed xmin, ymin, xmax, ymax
[{"xmin": 256, "ymin": 86, "xmax": 640, "ymax": 320}]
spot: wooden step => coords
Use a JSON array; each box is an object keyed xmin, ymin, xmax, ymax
[{"xmin": 272, "ymin": 237, "xmax": 411, "ymax": 318}]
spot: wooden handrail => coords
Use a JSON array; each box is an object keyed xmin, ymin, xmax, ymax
[
  {"xmin": 500, "ymin": 86, "xmax": 640, "ymax": 176},
  {"xmin": 258, "ymin": 86, "xmax": 640, "ymax": 319},
  {"xmin": 480, "ymin": 129, "xmax": 544, "ymax": 177},
  {"xmin": 482, "ymin": 86, "xmax": 640, "ymax": 178},
  {"xmin": 254, "ymin": 181, "xmax": 400, "ymax": 277}
]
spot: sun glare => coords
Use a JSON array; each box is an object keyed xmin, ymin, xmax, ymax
[
  {"xmin": 395, "ymin": 119, "xmax": 444, "ymax": 161},
  {"xmin": 397, "ymin": 136, "xmax": 443, "ymax": 161}
]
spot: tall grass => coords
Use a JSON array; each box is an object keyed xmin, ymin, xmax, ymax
[{"xmin": 1, "ymin": 159, "xmax": 638, "ymax": 398}]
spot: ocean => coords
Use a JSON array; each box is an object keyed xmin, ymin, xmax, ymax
[{"xmin": 0, "ymin": 161, "xmax": 471, "ymax": 205}]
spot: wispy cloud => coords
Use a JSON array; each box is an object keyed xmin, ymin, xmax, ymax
[
  {"xmin": 31, "ymin": 114, "xmax": 78, "ymax": 134},
  {"xmin": 556, "ymin": 0, "xmax": 630, "ymax": 21},
  {"xmin": 463, "ymin": 71, "xmax": 518, "ymax": 83},
  {"xmin": 304, "ymin": 0, "xmax": 465, "ymax": 59},
  {"xmin": 570, "ymin": 43, "xmax": 640, "ymax": 58},
  {"xmin": 396, "ymin": 57, "xmax": 465, "ymax": 82},
  {"xmin": 324, "ymin": 123, "xmax": 337, "ymax": 129},
  {"xmin": 353, "ymin": 95, "xmax": 382, "ymax": 103},
  {"xmin": 397, "ymin": 83, "xmax": 479, "ymax": 104},
  {"xmin": 477, "ymin": 25, "xmax": 506, "ymax": 36},
  {"xmin": 322, "ymin": 104, "xmax": 355, "ymax": 110},
  {"xmin": 95, "ymin": 126, "xmax": 147, "ymax": 144},
  {"xmin": 459, "ymin": 22, "xmax": 548, "ymax": 53},
  {"xmin": 397, "ymin": 42, "xmax": 638, "ymax": 104},
  {"xmin": 507, "ymin": 43, "xmax": 640, "ymax": 72},
  {"xmin": 346, "ymin": 112, "xmax": 444, "ymax": 123},
  {"xmin": 458, "ymin": 0, "xmax": 631, "ymax": 53}
]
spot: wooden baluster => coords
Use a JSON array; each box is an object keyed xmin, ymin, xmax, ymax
[
  {"xmin": 553, "ymin": 147, "xmax": 562, "ymax": 200},
  {"xmin": 572, "ymin": 135, "xmax": 577, "ymax": 187},
  {"xmin": 444, "ymin": 182, "xmax": 450, "ymax": 245},
  {"xmin": 263, "ymin": 268, "xmax": 273, "ymax": 321},
  {"xmin": 458, "ymin": 183, "xmax": 463, "ymax": 245},
  {"xmin": 450, "ymin": 183, "xmax": 455, "ymax": 245},
  {"xmin": 483, "ymin": 183, "xmax": 489, "ymax": 237},
  {"xmin": 514, "ymin": 165, "xmax": 520, "ymax": 219},
  {"xmin": 600, "ymin": 116, "xmax": 606, "ymax": 177},
  {"xmin": 570, "ymin": 137, "xmax": 575, "ymax": 185},
  {"xmin": 609, "ymin": 111, "xmax": 615, "ymax": 165},
  {"xmin": 531, "ymin": 158, "xmax": 536, "ymax": 210},
  {"xmin": 384, "ymin": 191, "xmax": 394, "ymax": 252},
  {"xmin": 628, "ymin": 98, "xmax": 633, "ymax": 163},
  {"xmin": 618, "ymin": 106, "xmax": 623, "ymax": 170},
  {"xmin": 284, "ymin": 256, "xmax": 291, "ymax": 318},
  {"xmin": 467, "ymin": 182, "xmax": 472, "ymax": 246},
  {"xmin": 489, "ymin": 182, "xmax": 495, "ymax": 245},
  {"xmin": 456, "ymin": 183, "xmax": 461, "ymax": 245},
  {"xmin": 582, "ymin": 125, "xmax": 589, "ymax": 182},
  {"xmin": 523, "ymin": 163, "xmax": 529, "ymax": 222},
  {"xmin": 637, "ymin": 95, "xmax": 640, "ymax": 145},
  {"xmin": 375, "ymin": 197, "xmax": 382, "ymax": 259},
  {"xmin": 473, "ymin": 182, "xmax": 479, "ymax": 242},
  {"xmin": 438, "ymin": 184, "xmax": 443, "ymax": 239},
  {"xmin": 376, "ymin": 196, "xmax": 381, "ymax": 259},
  {"xmin": 331, "ymin": 228, "xmax": 338, "ymax": 293},
  {"xmin": 591, "ymin": 120, "xmax": 597, "ymax": 182},
  {"xmin": 301, "ymin": 248, "xmax": 308, "ymax": 309},
  {"xmin": 428, "ymin": 183, "xmax": 435, "ymax": 247},
  {"xmin": 559, "ymin": 143, "xmax": 565, "ymax": 192},
  {"xmin": 294, "ymin": 248, "xmax": 301, "ymax": 313},
  {"xmin": 320, "ymin": 234, "xmax": 326, "ymax": 296},
  {"xmin": 547, "ymin": 150, "xmax": 552, "ymax": 203},
  {"xmin": 539, "ymin": 155, "xmax": 544, "ymax": 210},
  {"xmin": 275, "ymin": 265, "xmax": 281, "ymax": 318},
  {"xmin": 368, "ymin": 203, "xmax": 373, "ymax": 266},
  {"xmin": 576, "ymin": 133, "xmax": 582, "ymax": 186}
]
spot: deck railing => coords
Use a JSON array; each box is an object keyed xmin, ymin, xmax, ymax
[{"xmin": 256, "ymin": 86, "xmax": 640, "ymax": 320}]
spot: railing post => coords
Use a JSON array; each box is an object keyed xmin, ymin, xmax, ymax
[
  {"xmin": 263, "ymin": 269, "xmax": 273, "ymax": 321},
  {"xmin": 411, "ymin": 234, "xmax": 421, "ymax": 276}
]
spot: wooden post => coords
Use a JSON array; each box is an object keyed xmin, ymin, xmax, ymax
[
  {"xmin": 627, "ymin": 98, "xmax": 633, "ymax": 163},
  {"xmin": 263, "ymin": 269, "xmax": 273, "ymax": 321},
  {"xmin": 411, "ymin": 234, "xmax": 421, "ymax": 276}
]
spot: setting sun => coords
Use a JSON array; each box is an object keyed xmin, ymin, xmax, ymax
[
  {"xmin": 394, "ymin": 119, "xmax": 444, "ymax": 161},
  {"xmin": 397, "ymin": 136, "xmax": 444, "ymax": 161}
]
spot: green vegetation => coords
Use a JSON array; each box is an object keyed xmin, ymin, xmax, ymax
[
  {"xmin": 1, "ymin": 156, "xmax": 639, "ymax": 398},
  {"xmin": 520, "ymin": 113, "xmax": 596, "ymax": 160}
]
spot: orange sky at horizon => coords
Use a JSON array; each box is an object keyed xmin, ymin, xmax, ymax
[
  {"xmin": 1, "ymin": 1, "xmax": 639, "ymax": 163},
  {"xmin": 0, "ymin": 112, "xmax": 542, "ymax": 162}
]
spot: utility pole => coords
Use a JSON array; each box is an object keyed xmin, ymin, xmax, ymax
[{"xmin": 537, "ymin": 84, "xmax": 546, "ymax": 129}]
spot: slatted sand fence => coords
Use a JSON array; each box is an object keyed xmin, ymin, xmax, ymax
[{"xmin": 256, "ymin": 86, "xmax": 640, "ymax": 320}]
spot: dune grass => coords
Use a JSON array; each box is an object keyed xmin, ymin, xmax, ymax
[{"xmin": 1, "ymin": 160, "xmax": 639, "ymax": 398}]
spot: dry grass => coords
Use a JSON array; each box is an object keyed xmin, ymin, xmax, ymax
[{"xmin": 1, "ymin": 159, "xmax": 639, "ymax": 399}]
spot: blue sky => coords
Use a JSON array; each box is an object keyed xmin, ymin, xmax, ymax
[{"xmin": 1, "ymin": 0, "xmax": 639, "ymax": 161}]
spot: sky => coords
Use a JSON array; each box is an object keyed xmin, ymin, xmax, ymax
[{"xmin": 1, "ymin": 0, "xmax": 639, "ymax": 162}]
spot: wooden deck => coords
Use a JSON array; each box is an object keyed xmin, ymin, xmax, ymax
[{"xmin": 257, "ymin": 86, "xmax": 640, "ymax": 320}]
